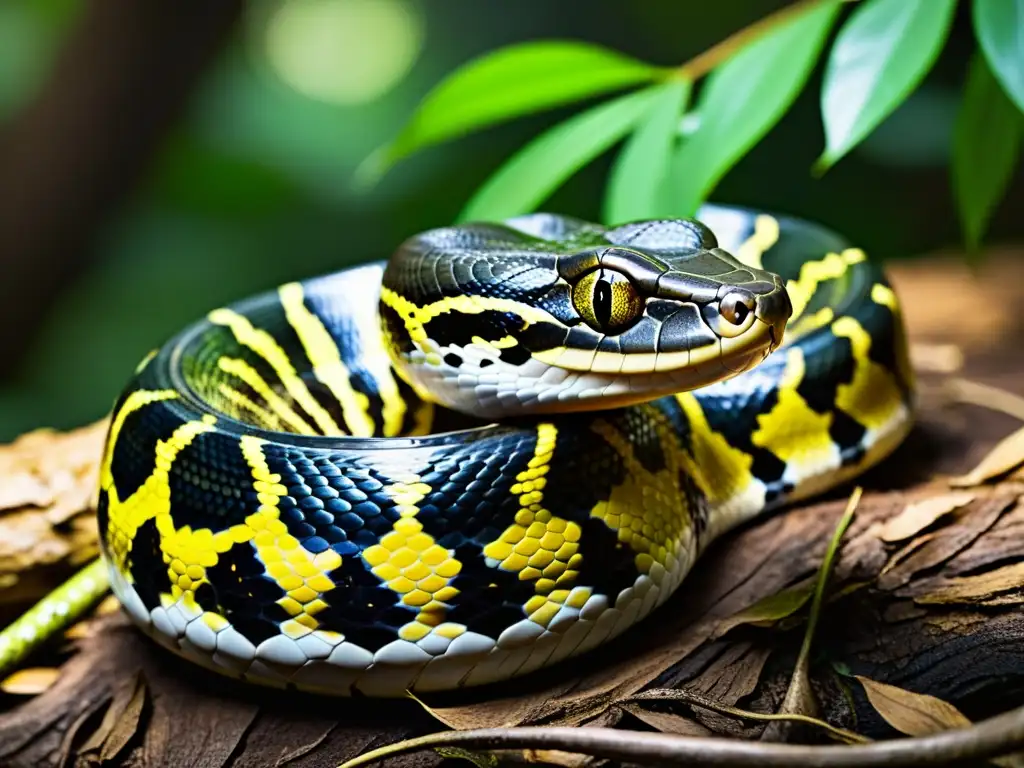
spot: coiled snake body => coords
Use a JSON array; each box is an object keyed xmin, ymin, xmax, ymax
[{"xmin": 94, "ymin": 206, "xmax": 914, "ymax": 697}]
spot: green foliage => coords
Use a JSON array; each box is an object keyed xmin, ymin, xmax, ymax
[
  {"xmin": 458, "ymin": 87, "xmax": 661, "ymax": 222},
  {"xmin": 366, "ymin": 40, "xmax": 665, "ymax": 183},
  {"xmin": 367, "ymin": 0, "xmax": 1024, "ymax": 252},
  {"xmin": 973, "ymin": 0, "xmax": 1024, "ymax": 114},
  {"xmin": 603, "ymin": 79, "xmax": 691, "ymax": 224},
  {"xmin": 952, "ymin": 52, "xmax": 1022, "ymax": 252},
  {"xmin": 817, "ymin": 0, "xmax": 957, "ymax": 171},
  {"xmin": 668, "ymin": 1, "xmax": 840, "ymax": 217}
]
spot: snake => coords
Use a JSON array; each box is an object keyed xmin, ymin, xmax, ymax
[{"xmin": 0, "ymin": 205, "xmax": 915, "ymax": 699}]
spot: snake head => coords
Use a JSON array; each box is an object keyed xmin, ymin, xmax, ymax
[
  {"xmin": 382, "ymin": 214, "xmax": 793, "ymax": 418},
  {"xmin": 503, "ymin": 218, "xmax": 792, "ymax": 412}
]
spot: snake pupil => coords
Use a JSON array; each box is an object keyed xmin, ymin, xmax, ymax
[{"xmin": 594, "ymin": 276, "xmax": 612, "ymax": 329}]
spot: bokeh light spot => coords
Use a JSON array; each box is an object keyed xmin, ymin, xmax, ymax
[{"xmin": 264, "ymin": 0, "xmax": 423, "ymax": 105}]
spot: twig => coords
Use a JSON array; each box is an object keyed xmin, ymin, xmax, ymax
[
  {"xmin": 0, "ymin": 559, "xmax": 109, "ymax": 678},
  {"xmin": 336, "ymin": 706, "xmax": 1024, "ymax": 768},
  {"xmin": 676, "ymin": 0, "xmax": 854, "ymax": 81},
  {"xmin": 621, "ymin": 688, "xmax": 867, "ymax": 744}
]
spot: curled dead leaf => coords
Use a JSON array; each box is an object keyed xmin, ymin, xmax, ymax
[
  {"xmin": 855, "ymin": 675, "xmax": 971, "ymax": 736},
  {"xmin": 949, "ymin": 378, "xmax": 1024, "ymax": 422},
  {"xmin": 1, "ymin": 666, "xmax": 60, "ymax": 695},
  {"xmin": 915, "ymin": 561, "xmax": 1024, "ymax": 606},
  {"xmin": 950, "ymin": 424, "xmax": 1024, "ymax": 488},
  {"xmin": 880, "ymin": 492, "xmax": 976, "ymax": 542}
]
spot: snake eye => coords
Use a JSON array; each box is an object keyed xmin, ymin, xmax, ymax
[
  {"xmin": 572, "ymin": 268, "xmax": 643, "ymax": 334},
  {"xmin": 713, "ymin": 290, "xmax": 757, "ymax": 338}
]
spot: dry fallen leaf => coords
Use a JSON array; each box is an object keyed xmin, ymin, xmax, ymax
[
  {"xmin": 915, "ymin": 561, "xmax": 1024, "ymax": 606},
  {"xmin": 855, "ymin": 676, "xmax": 971, "ymax": 736},
  {"xmin": 1, "ymin": 666, "xmax": 60, "ymax": 695},
  {"xmin": 950, "ymin": 424, "xmax": 1024, "ymax": 488},
  {"xmin": 880, "ymin": 492, "xmax": 976, "ymax": 543},
  {"xmin": 77, "ymin": 671, "xmax": 148, "ymax": 763},
  {"xmin": 878, "ymin": 497, "xmax": 1012, "ymax": 590}
]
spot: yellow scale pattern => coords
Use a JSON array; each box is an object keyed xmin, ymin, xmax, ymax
[
  {"xmin": 380, "ymin": 288, "xmax": 555, "ymax": 371},
  {"xmin": 735, "ymin": 214, "xmax": 780, "ymax": 270},
  {"xmin": 209, "ymin": 285, "xmax": 404, "ymax": 439},
  {"xmin": 216, "ymin": 357, "xmax": 317, "ymax": 435},
  {"xmin": 673, "ymin": 393, "xmax": 755, "ymax": 506},
  {"xmin": 209, "ymin": 308, "xmax": 342, "ymax": 435},
  {"xmin": 786, "ymin": 248, "xmax": 866, "ymax": 326},
  {"xmin": 102, "ymin": 390, "xmax": 211, "ymax": 569},
  {"xmin": 103, "ymin": 392, "xmax": 344, "ymax": 638},
  {"xmin": 279, "ymin": 282, "xmax": 376, "ymax": 438},
  {"xmin": 668, "ymin": 230, "xmax": 911, "ymax": 513},
  {"xmin": 482, "ymin": 423, "xmax": 591, "ymax": 630},
  {"xmin": 751, "ymin": 347, "xmax": 835, "ymax": 468},
  {"xmin": 588, "ymin": 412, "xmax": 693, "ymax": 576},
  {"xmin": 216, "ymin": 383, "xmax": 284, "ymax": 432},
  {"xmin": 361, "ymin": 479, "xmax": 466, "ymax": 643},
  {"xmin": 236, "ymin": 436, "xmax": 342, "ymax": 637}
]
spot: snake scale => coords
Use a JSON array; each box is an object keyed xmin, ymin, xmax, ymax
[{"xmin": 76, "ymin": 205, "xmax": 913, "ymax": 698}]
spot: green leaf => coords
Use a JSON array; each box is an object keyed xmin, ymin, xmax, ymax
[
  {"xmin": 953, "ymin": 52, "xmax": 1021, "ymax": 251},
  {"xmin": 817, "ymin": 0, "xmax": 957, "ymax": 171},
  {"xmin": 666, "ymin": 1, "xmax": 841, "ymax": 217},
  {"xmin": 710, "ymin": 576, "xmax": 816, "ymax": 640},
  {"xmin": 603, "ymin": 79, "xmax": 691, "ymax": 225},
  {"xmin": 458, "ymin": 87, "xmax": 662, "ymax": 223},
  {"xmin": 372, "ymin": 41, "xmax": 663, "ymax": 177},
  {"xmin": 973, "ymin": 0, "xmax": 1024, "ymax": 115}
]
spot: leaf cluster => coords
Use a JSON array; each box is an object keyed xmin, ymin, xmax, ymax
[{"xmin": 363, "ymin": 0, "xmax": 1024, "ymax": 252}]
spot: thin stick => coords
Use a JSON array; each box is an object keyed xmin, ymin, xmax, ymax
[{"xmin": 0, "ymin": 558, "xmax": 109, "ymax": 679}]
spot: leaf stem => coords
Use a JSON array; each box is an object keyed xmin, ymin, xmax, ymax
[
  {"xmin": 677, "ymin": 0, "xmax": 848, "ymax": 81},
  {"xmin": 800, "ymin": 485, "xmax": 861, "ymax": 666}
]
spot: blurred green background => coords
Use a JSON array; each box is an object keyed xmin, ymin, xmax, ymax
[{"xmin": 0, "ymin": 0, "xmax": 1020, "ymax": 441}]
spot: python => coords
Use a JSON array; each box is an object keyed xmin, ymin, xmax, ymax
[{"xmin": 86, "ymin": 206, "xmax": 914, "ymax": 697}]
